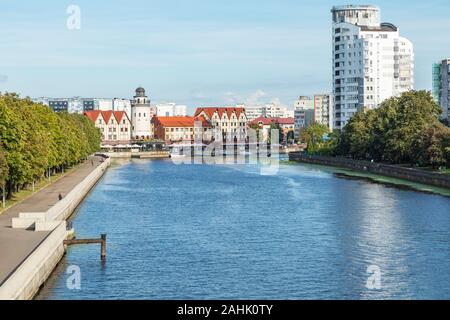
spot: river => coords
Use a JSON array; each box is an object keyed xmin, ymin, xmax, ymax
[{"xmin": 35, "ymin": 159, "xmax": 450, "ymax": 299}]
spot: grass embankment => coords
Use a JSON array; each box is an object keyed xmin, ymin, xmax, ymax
[{"xmin": 0, "ymin": 164, "xmax": 79, "ymax": 215}]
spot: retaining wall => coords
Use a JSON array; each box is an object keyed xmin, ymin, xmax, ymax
[
  {"xmin": 289, "ymin": 153, "xmax": 450, "ymax": 189},
  {"xmin": 0, "ymin": 157, "xmax": 110, "ymax": 300},
  {"xmin": 0, "ymin": 222, "xmax": 67, "ymax": 300}
]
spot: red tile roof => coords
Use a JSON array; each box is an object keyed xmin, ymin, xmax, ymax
[
  {"xmin": 248, "ymin": 117, "xmax": 294, "ymax": 126},
  {"xmin": 194, "ymin": 107, "xmax": 246, "ymax": 119},
  {"xmin": 84, "ymin": 110, "xmax": 130, "ymax": 123},
  {"xmin": 152, "ymin": 116, "xmax": 211, "ymax": 128},
  {"xmin": 114, "ymin": 111, "xmax": 126, "ymax": 123},
  {"xmin": 84, "ymin": 110, "xmax": 102, "ymax": 122}
]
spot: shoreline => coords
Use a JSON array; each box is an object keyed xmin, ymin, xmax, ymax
[
  {"xmin": 0, "ymin": 155, "xmax": 110, "ymax": 300},
  {"xmin": 288, "ymin": 153, "xmax": 450, "ymax": 196}
]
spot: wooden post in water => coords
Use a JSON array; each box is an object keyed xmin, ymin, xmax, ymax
[
  {"xmin": 101, "ymin": 234, "xmax": 107, "ymax": 261},
  {"xmin": 64, "ymin": 234, "xmax": 107, "ymax": 261}
]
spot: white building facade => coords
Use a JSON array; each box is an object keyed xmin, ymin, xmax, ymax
[
  {"xmin": 314, "ymin": 94, "xmax": 333, "ymax": 130},
  {"xmin": 331, "ymin": 5, "xmax": 414, "ymax": 130},
  {"xmin": 155, "ymin": 103, "xmax": 187, "ymax": 117},
  {"xmin": 294, "ymin": 96, "xmax": 315, "ymax": 139},
  {"xmin": 113, "ymin": 98, "xmax": 132, "ymax": 118},
  {"xmin": 131, "ymin": 87, "xmax": 155, "ymax": 140},
  {"xmin": 194, "ymin": 107, "xmax": 248, "ymax": 141}
]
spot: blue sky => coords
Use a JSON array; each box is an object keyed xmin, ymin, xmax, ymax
[{"xmin": 1, "ymin": 0, "xmax": 450, "ymax": 112}]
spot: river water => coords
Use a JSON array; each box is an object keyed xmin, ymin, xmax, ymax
[{"xmin": 35, "ymin": 159, "xmax": 450, "ymax": 299}]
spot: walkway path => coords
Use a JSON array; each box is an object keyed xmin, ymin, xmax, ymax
[{"xmin": 0, "ymin": 156, "xmax": 103, "ymax": 285}]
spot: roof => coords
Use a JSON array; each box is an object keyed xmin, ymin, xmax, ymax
[
  {"xmin": 84, "ymin": 110, "xmax": 130, "ymax": 123},
  {"xmin": 248, "ymin": 117, "xmax": 294, "ymax": 126},
  {"xmin": 84, "ymin": 110, "xmax": 101, "ymax": 122},
  {"xmin": 332, "ymin": 5, "xmax": 379, "ymax": 12},
  {"xmin": 152, "ymin": 116, "xmax": 211, "ymax": 128},
  {"xmin": 194, "ymin": 107, "xmax": 246, "ymax": 119},
  {"xmin": 361, "ymin": 23, "xmax": 398, "ymax": 32}
]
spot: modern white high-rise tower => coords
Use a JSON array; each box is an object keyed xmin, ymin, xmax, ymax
[{"xmin": 331, "ymin": 5, "xmax": 414, "ymax": 129}]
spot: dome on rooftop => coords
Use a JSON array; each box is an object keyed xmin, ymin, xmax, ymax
[{"xmin": 135, "ymin": 87, "xmax": 146, "ymax": 97}]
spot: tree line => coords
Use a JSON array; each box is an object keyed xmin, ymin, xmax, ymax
[
  {"xmin": 0, "ymin": 93, "xmax": 101, "ymax": 201},
  {"xmin": 300, "ymin": 91, "xmax": 450, "ymax": 169}
]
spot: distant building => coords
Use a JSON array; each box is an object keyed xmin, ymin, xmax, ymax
[
  {"xmin": 48, "ymin": 99, "xmax": 69, "ymax": 113},
  {"xmin": 194, "ymin": 107, "xmax": 248, "ymax": 141},
  {"xmin": 433, "ymin": 59, "xmax": 450, "ymax": 122},
  {"xmin": 131, "ymin": 87, "xmax": 155, "ymax": 140},
  {"xmin": 95, "ymin": 98, "xmax": 113, "ymax": 111},
  {"xmin": 33, "ymin": 97, "xmax": 95, "ymax": 113},
  {"xmin": 245, "ymin": 104, "xmax": 293, "ymax": 121},
  {"xmin": 85, "ymin": 110, "xmax": 131, "ymax": 142},
  {"xmin": 112, "ymin": 98, "xmax": 132, "ymax": 118},
  {"xmin": 83, "ymin": 99, "xmax": 95, "ymax": 112},
  {"xmin": 294, "ymin": 108, "xmax": 315, "ymax": 139},
  {"xmin": 294, "ymin": 96, "xmax": 314, "ymax": 138},
  {"xmin": 245, "ymin": 106, "xmax": 264, "ymax": 121},
  {"xmin": 294, "ymin": 96, "xmax": 314, "ymax": 110},
  {"xmin": 331, "ymin": 5, "xmax": 414, "ymax": 129},
  {"xmin": 314, "ymin": 94, "xmax": 333, "ymax": 130},
  {"xmin": 152, "ymin": 116, "xmax": 212, "ymax": 143},
  {"xmin": 155, "ymin": 103, "xmax": 187, "ymax": 117},
  {"xmin": 248, "ymin": 117, "xmax": 295, "ymax": 142}
]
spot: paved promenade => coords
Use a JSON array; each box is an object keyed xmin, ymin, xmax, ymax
[{"xmin": 0, "ymin": 156, "xmax": 103, "ymax": 285}]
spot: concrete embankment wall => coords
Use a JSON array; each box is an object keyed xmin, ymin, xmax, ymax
[
  {"xmin": 289, "ymin": 153, "xmax": 450, "ymax": 189},
  {"xmin": 0, "ymin": 222, "xmax": 67, "ymax": 300},
  {"xmin": 47, "ymin": 159, "xmax": 110, "ymax": 221},
  {"xmin": 0, "ymin": 158, "xmax": 110, "ymax": 300}
]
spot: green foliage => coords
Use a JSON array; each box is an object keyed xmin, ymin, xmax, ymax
[
  {"xmin": 0, "ymin": 143, "xmax": 7, "ymax": 187},
  {"xmin": 335, "ymin": 90, "xmax": 450, "ymax": 168},
  {"xmin": 411, "ymin": 123, "xmax": 450, "ymax": 168},
  {"xmin": 0, "ymin": 93, "xmax": 101, "ymax": 198},
  {"xmin": 299, "ymin": 123, "xmax": 331, "ymax": 154}
]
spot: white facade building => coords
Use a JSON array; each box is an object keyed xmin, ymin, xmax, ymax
[
  {"xmin": 95, "ymin": 98, "xmax": 114, "ymax": 111},
  {"xmin": 245, "ymin": 106, "xmax": 264, "ymax": 121},
  {"xmin": 113, "ymin": 98, "xmax": 132, "ymax": 118},
  {"xmin": 245, "ymin": 103, "xmax": 293, "ymax": 121},
  {"xmin": 155, "ymin": 103, "xmax": 187, "ymax": 117},
  {"xmin": 131, "ymin": 87, "xmax": 155, "ymax": 140},
  {"xmin": 294, "ymin": 96, "xmax": 315, "ymax": 139},
  {"xmin": 331, "ymin": 5, "xmax": 414, "ymax": 130},
  {"xmin": 314, "ymin": 94, "xmax": 333, "ymax": 130}
]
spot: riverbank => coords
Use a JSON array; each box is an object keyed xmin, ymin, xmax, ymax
[
  {"xmin": 104, "ymin": 151, "xmax": 170, "ymax": 159},
  {"xmin": 0, "ymin": 155, "xmax": 110, "ymax": 300},
  {"xmin": 289, "ymin": 152, "xmax": 450, "ymax": 190}
]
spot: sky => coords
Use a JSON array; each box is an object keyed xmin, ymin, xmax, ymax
[{"xmin": 1, "ymin": 0, "xmax": 450, "ymax": 113}]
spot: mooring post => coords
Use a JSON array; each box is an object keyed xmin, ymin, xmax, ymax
[{"xmin": 101, "ymin": 234, "xmax": 107, "ymax": 261}]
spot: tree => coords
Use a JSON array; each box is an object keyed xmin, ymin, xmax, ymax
[
  {"xmin": 299, "ymin": 123, "xmax": 330, "ymax": 153},
  {"xmin": 0, "ymin": 92, "xmax": 101, "ymax": 199},
  {"xmin": 335, "ymin": 90, "xmax": 447, "ymax": 167},
  {"xmin": 411, "ymin": 123, "xmax": 450, "ymax": 168},
  {"xmin": 0, "ymin": 143, "xmax": 7, "ymax": 187}
]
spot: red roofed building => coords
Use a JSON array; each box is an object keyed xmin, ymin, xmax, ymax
[
  {"xmin": 248, "ymin": 117, "xmax": 295, "ymax": 142},
  {"xmin": 194, "ymin": 107, "xmax": 248, "ymax": 141},
  {"xmin": 84, "ymin": 110, "xmax": 131, "ymax": 143},
  {"xmin": 151, "ymin": 116, "xmax": 212, "ymax": 143}
]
